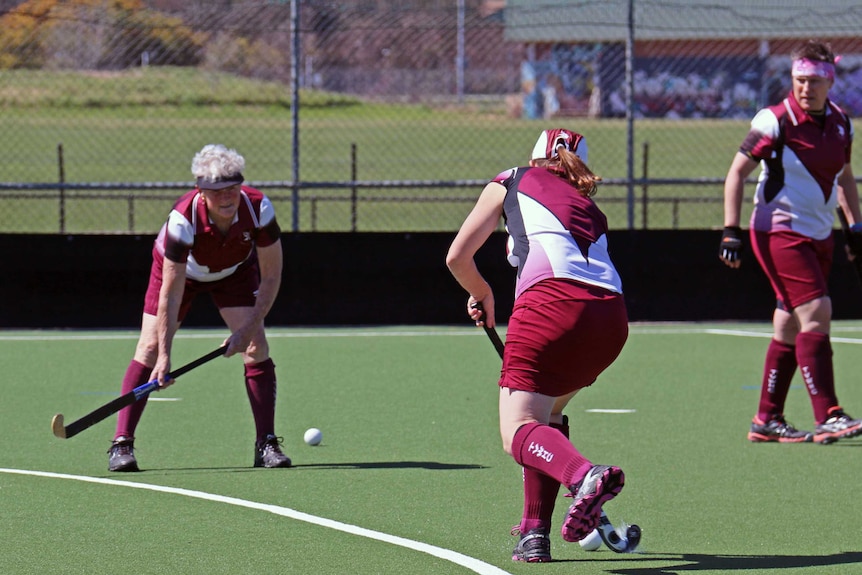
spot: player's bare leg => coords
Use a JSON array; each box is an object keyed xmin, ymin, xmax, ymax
[{"xmin": 220, "ymin": 307, "xmax": 291, "ymax": 468}]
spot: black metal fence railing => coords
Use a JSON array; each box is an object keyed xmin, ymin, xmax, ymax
[
  {"xmin": 2, "ymin": 1, "xmax": 860, "ymax": 233},
  {"xmin": 0, "ymin": 177, "xmax": 746, "ymax": 234}
]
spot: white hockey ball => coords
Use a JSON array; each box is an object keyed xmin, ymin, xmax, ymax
[
  {"xmin": 579, "ymin": 528, "xmax": 602, "ymax": 551},
  {"xmin": 303, "ymin": 427, "xmax": 322, "ymax": 446}
]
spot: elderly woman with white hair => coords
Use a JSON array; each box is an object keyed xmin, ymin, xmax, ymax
[{"xmin": 107, "ymin": 144, "xmax": 290, "ymax": 472}]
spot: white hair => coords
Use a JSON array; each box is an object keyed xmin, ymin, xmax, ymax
[{"xmin": 190, "ymin": 144, "xmax": 245, "ymax": 180}]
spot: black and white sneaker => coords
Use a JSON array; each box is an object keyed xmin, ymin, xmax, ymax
[
  {"xmin": 748, "ymin": 415, "xmax": 813, "ymax": 443},
  {"xmin": 254, "ymin": 434, "xmax": 292, "ymax": 468},
  {"xmin": 511, "ymin": 527, "xmax": 551, "ymax": 562},
  {"xmin": 814, "ymin": 408, "xmax": 862, "ymax": 444},
  {"xmin": 108, "ymin": 436, "xmax": 139, "ymax": 472}
]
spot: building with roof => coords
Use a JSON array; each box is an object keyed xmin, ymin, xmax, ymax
[{"xmin": 503, "ymin": 0, "xmax": 862, "ymax": 118}]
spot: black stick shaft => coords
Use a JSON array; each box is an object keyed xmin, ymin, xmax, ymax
[
  {"xmin": 61, "ymin": 346, "xmax": 226, "ymax": 439},
  {"xmin": 483, "ymin": 324, "xmax": 505, "ymax": 359},
  {"xmin": 471, "ymin": 301, "xmax": 505, "ymax": 359}
]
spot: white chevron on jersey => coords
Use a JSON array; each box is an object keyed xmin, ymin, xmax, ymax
[
  {"xmin": 512, "ymin": 193, "xmax": 622, "ymax": 299},
  {"xmin": 750, "ymin": 108, "xmax": 839, "ymax": 240}
]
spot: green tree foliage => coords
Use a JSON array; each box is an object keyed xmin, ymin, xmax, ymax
[{"xmin": 0, "ymin": 0, "xmax": 205, "ymax": 69}]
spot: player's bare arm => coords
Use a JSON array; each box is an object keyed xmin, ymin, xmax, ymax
[
  {"xmin": 446, "ymin": 182, "xmax": 505, "ymax": 327},
  {"xmin": 224, "ymin": 240, "xmax": 283, "ymax": 358},
  {"xmin": 837, "ymin": 163, "xmax": 862, "ymax": 224},
  {"xmin": 154, "ymin": 258, "xmax": 187, "ymax": 385}
]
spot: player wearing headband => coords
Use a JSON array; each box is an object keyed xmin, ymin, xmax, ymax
[
  {"xmin": 107, "ymin": 144, "xmax": 291, "ymax": 472},
  {"xmin": 447, "ymin": 128, "xmax": 629, "ymax": 562},
  {"xmin": 720, "ymin": 40, "xmax": 862, "ymax": 444}
]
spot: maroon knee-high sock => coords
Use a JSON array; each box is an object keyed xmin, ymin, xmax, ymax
[
  {"xmin": 520, "ymin": 417, "xmax": 570, "ymax": 533},
  {"xmin": 796, "ymin": 332, "xmax": 838, "ymax": 423},
  {"xmin": 114, "ymin": 360, "xmax": 151, "ymax": 440},
  {"xmin": 511, "ymin": 422, "xmax": 592, "ymax": 491},
  {"xmin": 245, "ymin": 358, "xmax": 277, "ymax": 443},
  {"xmin": 756, "ymin": 339, "xmax": 797, "ymax": 422}
]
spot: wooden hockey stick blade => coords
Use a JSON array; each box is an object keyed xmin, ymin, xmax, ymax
[
  {"xmin": 51, "ymin": 413, "xmax": 66, "ymax": 439},
  {"xmin": 52, "ymin": 345, "xmax": 226, "ymax": 440}
]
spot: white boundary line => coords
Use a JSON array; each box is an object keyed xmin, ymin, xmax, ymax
[
  {"xmin": 0, "ymin": 468, "xmax": 512, "ymax": 575},
  {"xmin": 704, "ymin": 328, "xmax": 862, "ymax": 344},
  {"xmin": 2, "ymin": 323, "xmax": 862, "ymax": 343},
  {"xmin": 0, "ymin": 330, "xmax": 478, "ymax": 342}
]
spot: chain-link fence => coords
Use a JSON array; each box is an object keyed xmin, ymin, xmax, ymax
[{"xmin": 1, "ymin": 0, "xmax": 862, "ymax": 233}]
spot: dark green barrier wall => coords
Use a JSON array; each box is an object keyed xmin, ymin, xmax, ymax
[{"xmin": 3, "ymin": 231, "xmax": 861, "ymax": 328}]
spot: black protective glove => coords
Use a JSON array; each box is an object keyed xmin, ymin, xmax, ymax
[
  {"xmin": 719, "ymin": 226, "xmax": 743, "ymax": 264},
  {"xmin": 847, "ymin": 223, "xmax": 862, "ymax": 258}
]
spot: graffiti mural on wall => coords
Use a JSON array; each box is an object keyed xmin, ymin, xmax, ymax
[
  {"xmin": 523, "ymin": 43, "xmax": 862, "ymax": 119},
  {"xmin": 521, "ymin": 43, "xmax": 604, "ymax": 119},
  {"xmin": 608, "ymin": 56, "xmax": 762, "ymax": 119}
]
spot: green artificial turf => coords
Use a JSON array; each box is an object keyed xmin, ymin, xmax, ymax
[{"xmin": 1, "ymin": 323, "xmax": 861, "ymax": 574}]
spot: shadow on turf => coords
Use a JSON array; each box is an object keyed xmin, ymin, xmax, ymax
[
  {"xmin": 562, "ymin": 550, "xmax": 862, "ymax": 573},
  {"xmin": 292, "ymin": 461, "xmax": 488, "ymax": 470},
  {"xmin": 139, "ymin": 461, "xmax": 487, "ymax": 473}
]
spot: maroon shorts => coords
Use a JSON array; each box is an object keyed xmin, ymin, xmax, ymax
[
  {"xmin": 143, "ymin": 250, "xmax": 260, "ymax": 321},
  {"xmin": 750, "ymin": 230, "xmax": 832, "ymax": 311},
  {"xmin": 500, "ymin": 279, "xmax": 628, "ymax": 396}
]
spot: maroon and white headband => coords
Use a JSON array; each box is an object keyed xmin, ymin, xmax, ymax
[{"xmin": 531, "ymin": 128, "xmax": 589, "ymax": 164}]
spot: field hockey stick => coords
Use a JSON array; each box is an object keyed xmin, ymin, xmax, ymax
[
  {"xmin": 837, "ymin": 207, "xmax": 862, "ymax": 285},
  {"xmin": 471, "ymin": 301, "xmax": 641, "ymax": 553},
  {"xmin": 470, "ymin": 301, "xmax": 505, "ymax": 356},
  {"xmin": 51, "ymin": 345, "xmax": 227, "ymax": 439},
  {"xmin": 595, "ymin": 512, "xmax": 642, "ymax": 553}
]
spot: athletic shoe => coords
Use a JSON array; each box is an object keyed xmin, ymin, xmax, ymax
[
  {"xmin": 254, "ymin": 434, "xmax": 292, "ymax": 468},
  {"xmin": 561, "ymin": 465, "xmax": 624, "ymax": 543},
  {"xmin": 511, "ymin": 526, "xmax": 551, "ymax": 563},
  {"xmin": 107, "ymin": 436, "xmax": 139, "ymax": 472},
  {"xmin": 814, "ymin": 408, "xmax": 862, "ymax": 444},
  {"xmin": 747, "ymin": 415, "xmax": 813, "ymax": 443}
]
